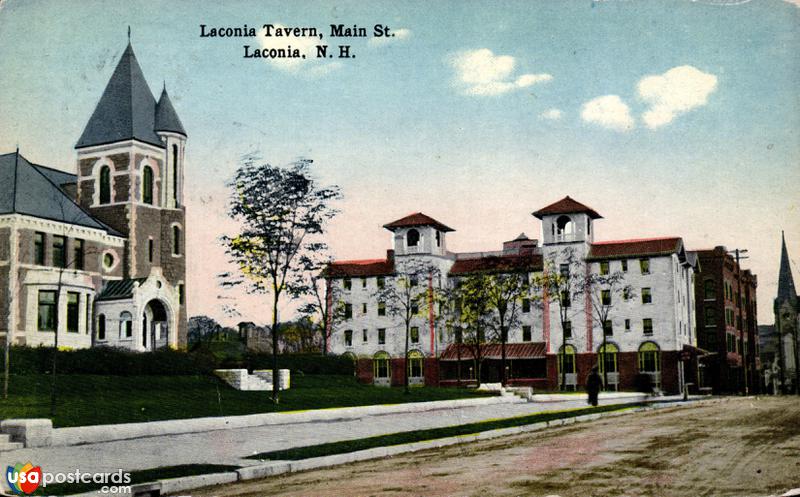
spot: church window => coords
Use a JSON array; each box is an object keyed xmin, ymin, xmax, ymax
[
  {"xmin": 148, "ymin": 238, "xmax": 154, "ymax": 263},
  {"xmin": 52, "ymin": 236, "xmax": 66, "ymax": 268},
  {"xmin": 97, "ymin": 314, "xmax": 106, "ymax": 341},
  {"xmin": 74, "ymin": 239, "xmax": 84, "ymax": 270},
  {"xmin": 172, "ymin": 144, "xmax": 179, "ymax": 207},
  {"xmin": 99, "ymin": 166, "xmax": 111, "ymax": 204},
  {"xmin": 172, "ymin": 225, "xmax": 181, "ymax": 255},
  {"xmin": 34, "ymin": 232, "xmax": 45, "ymax": 265},
  {"xmin": 143, "ymin": 166, "xmax": 154, "ymax": 205},
  {"xmin": 120, "ymin": 311, "xmax": 133, "ymax": 338},
  {"xmin": 407, "ymin": 229, "xmax": 420, "ymax": 247},
  {"xmin": 67, "ymin": 292, "xmax": 80, "ymax": 333}
]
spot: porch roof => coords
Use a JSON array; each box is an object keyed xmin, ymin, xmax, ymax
[{"xmin": 439, "ymin": 342, "xmax": 547, "ymax": 361}]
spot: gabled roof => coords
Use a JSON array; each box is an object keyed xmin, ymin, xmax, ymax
[
  {"xmin": 383, "ymin": 212, "xmax": 454, "ymax": 232},
  {"xmin": 155, "ymin": 86, "xmax": 187, "ymax": 136},
  {"xmin": 97, "ymin": 278, "xmax": 148, "ymax": 301},
  {"xmin": 532, "ymin": 196, "xmax": 603, "ymax": 219},
  {"xmin": 326, "ymin": 258, "xmax": 395, "ymax": 278},
  {"xmin": 449, "ymin": 253, "xmax": 543, "ymax": 276},
  {"xmin": 76, "ymin": 43, "xmax": 166, "ymax": 149},
  {"xmin": 777, "ymin": 231, "xmax": 797, "ymax": 303},
  {"xmin": 587, "ymin": 237, "xmax": 683, "ymax": 260},
  {"xmin": 0, "ymin": 151, "xmax": 122, "ymax": 236}
]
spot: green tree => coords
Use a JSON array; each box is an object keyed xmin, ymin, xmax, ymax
[{"xmin": 221, "ymin": 156, "xmax": 341, "ymax": 403}]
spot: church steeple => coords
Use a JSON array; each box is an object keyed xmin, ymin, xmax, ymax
[
  {"xmin": 155, "ymin": 86, "xmax": 187, "ymax": 136},
  {"xmin": 777, "ymin": 231, "xmax": 797, "ymax": 304},
  {"xmin": 76, "ymin": 42, "xmax": 163, "ymax": 149}
]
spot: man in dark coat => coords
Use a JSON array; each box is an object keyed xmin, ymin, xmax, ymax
[{"xmin": 586, "ymin": 366, "xmax": 602, "ymax": 407}]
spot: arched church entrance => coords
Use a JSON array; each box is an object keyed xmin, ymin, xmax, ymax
[{"xmin": 142, "ymin": 299, "xmax": 170, "ymax": 351}]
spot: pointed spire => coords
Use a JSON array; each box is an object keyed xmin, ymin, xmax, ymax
[
  {"xmin": 128, "ymin": 25, "xmax": 131, "ymax": 42},
  {"xmin": 155, "ymin": 85, "xmax": 187, "ymax": 136},
  {"xmin": 777, "ymin": 231, "xmax": 797, "ymax": 303}
]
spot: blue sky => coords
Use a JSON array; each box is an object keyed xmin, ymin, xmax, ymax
[{"xmin": 0, "ymin": 0, "xmax": 797, "ymax": 324}]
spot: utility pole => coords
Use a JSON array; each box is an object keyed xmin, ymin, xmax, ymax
[{"xmin": 729, "ymin": 248, "xmax": 749, "ymax": 395}]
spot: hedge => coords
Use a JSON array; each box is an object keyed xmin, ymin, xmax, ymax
[{"xmin": 0, "ymin": 346, "xmax": 355, "ymax": 377}]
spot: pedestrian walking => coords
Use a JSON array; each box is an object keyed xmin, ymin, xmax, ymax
[{"xmin": 587, "ymin": 366, "xmax": 602, "ymax": 407}]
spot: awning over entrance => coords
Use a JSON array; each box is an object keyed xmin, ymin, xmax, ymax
[{"xmin": 439, "ymin": 342, "xmax": 546, "ymax": 361}]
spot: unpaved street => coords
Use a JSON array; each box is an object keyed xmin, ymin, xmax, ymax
[{"xmin": 187, "ymin": 397, "xmax": 800, "ymax": 497}]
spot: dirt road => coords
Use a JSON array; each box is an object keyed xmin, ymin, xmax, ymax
[{"xmin": 188, "ymin": 397, "xmax": 800, "ymax": 497}]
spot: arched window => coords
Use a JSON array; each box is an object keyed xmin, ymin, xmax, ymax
[
  {"xmin": 172, "ymin": 144, "xmax": 179, "ymax": 206},
  {"xmin": 558, "ymin": 344, "xmax": 576, "ymax": 375},
  {"xmin": 406, "ymin": 229, "xmax": 420, "ymax": 247},
  {"xmin": 172, "ymin": 225, "xmax": 181, "ymax": 255},
  {"xmin": 555, "ymin": 215, "xmax": 575, "ymax": 240},
  {"xmin": 97, "ymin": 314, "xmax": 106, "ymax": 340},
  {"xmin": 638, "ymin": 342, "xmax": 661, "ymax": 372},
  {"xmin": 598, "ymin": 343, "xmax": 619, "ymax": 374},
  {"xmin": 119, "ymin": 311, "xmax": 133, "ymax": 339},
  {"xmin": 373, "ymin": 351, "xmax": 391, "ymax": 379},
  {"xmin": 99, "ymin": 166, "xmax": 111, "ymax": 204},
  {"xmin": 143, "ymin": 166, "xmax": 154, "ymax": 205},
  {"xmin": 703, "ymin": 280, "xmax": 716, "ymax": 300},
  {"xmin": 407, "ymin": 350, "xmax": 424, "ymax": 378}
]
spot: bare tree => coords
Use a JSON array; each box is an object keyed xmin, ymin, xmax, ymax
[
  {"xmin": 374, "ymin": 261, "xmax": 438, "ymax": 394},
  {"xmin": 298, "ymin": 258, "xmax": 345, "ymax": 356},
  {"xmin": 221, "ymin": 156, "xmax": 341, "ymax": 403}
]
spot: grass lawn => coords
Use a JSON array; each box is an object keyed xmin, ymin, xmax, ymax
[
  {"xmin": 0, "ymin": 374, "xmax": 493, "ymax": 427},
  {"xmin": 247, "ymin": 403, "xmax": 643, "ymax": 461}
]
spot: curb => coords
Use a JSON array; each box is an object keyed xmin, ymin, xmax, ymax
[{"xmin": 65, "ymin": 397, "xmax": 722, "ymax": 496}]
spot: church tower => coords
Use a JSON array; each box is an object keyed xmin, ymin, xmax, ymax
[
  {"xmin": 774, "ymin": 231, "xmax": 799, "ymax": 393},
  {"xmin": 75, "ymin": 40, "xmax": 188, "ymax": 349}
]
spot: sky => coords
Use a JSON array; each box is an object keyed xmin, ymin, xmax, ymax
[{"xmin": 0, "ymin": 0, "xmax": 797, "ymax": 325}]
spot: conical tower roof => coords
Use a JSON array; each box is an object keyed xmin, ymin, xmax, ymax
[
  {"xmin": 155, "ymin": 86, "xmax": 186, "ymax": 136},
  {"xmin": 76, "ymin": 43, "xmax": 163, "ymax": 149},
  {"xmin": 777, "ymin": 231, "xmax": 797, "ymax": 303}
]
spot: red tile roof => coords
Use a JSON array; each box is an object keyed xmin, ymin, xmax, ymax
[
  {"xmin": 532, "ymin": 196, "xmax": 603, "ymax": 219},
  {"xmin": 440, "ymin": 342, "xmax": 547, "ymax": 360},
  {"xmin": 587, "ymin": 237, "xmax": 683, "ymax": 260},
  {"xmin": 325, "ymin": 258, "xmax": 394, "ymax": 278},
  {"xmin": 383, "ymin": 212, "xmax": 455, "ymax": 232},
  {"xmin": 449, "ymin": 253, "xmax": 542, "ymax": 276}
]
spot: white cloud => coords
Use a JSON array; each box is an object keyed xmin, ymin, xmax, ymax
[
  {"xmin": 368, "ymin": 28, "xmax": 411, "ymax": 47},
  {"xmin": 581, "ymin": 95, "xmax": 635, "ymax": 131},
  {"xmin": 259, "ymin": 24, "xmax": 335, "ymax": 74},
  {"xmin": 450, "ymin": 49, "xmax": 552, "ymax": 96},
  {"xmin": 540, "ymin": 108, "xmax": 563, "ymax": 120},
  {"xmin": 637, "ymin": 65, "xmax": 718, "ymax": 129},
  {"xmin": 784, "ymin": 0, "xmax": 800, "ymax": 6}
]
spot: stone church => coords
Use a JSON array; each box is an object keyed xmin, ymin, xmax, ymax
[{"xmin": 0, "ymin": 41, "xmax": 188, "ymax": 351}]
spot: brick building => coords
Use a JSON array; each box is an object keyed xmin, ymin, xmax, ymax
[
  {"xmin": 692, "ymin": 246, "xmax": 759, "ymax": 394},
  {"xmin": 0, "ymin": 41, "xmax": 188, "ymax": 351},
  {"xmin": 326, "ymin": 197, "xmax": 700, "ymax": 394}
]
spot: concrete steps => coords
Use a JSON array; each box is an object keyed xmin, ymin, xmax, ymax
[{"xmin": 0, "ymin": 433, "xmax": 23, "ymax": 451}]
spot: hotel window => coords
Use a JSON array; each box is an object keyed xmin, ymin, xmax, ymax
[
  {"xmin": 410, "ymin": 326, "xmax": 420, "ymax": 344},
  {"xmin": 625, "ymin": 319, "xmax": 631, "ymax": 331},
  {"xmin": 362, "ymin": 329, "xmax": 368, "ymax": 343},
  {"xmin": 623, "ymin": 287, "xmax": 632, "ymax": 301},
  {"xmin": 411, "ymin": 303, "xmax": 419, "ymax": 315},
  {"xmin": 601, "ymin": 289, "xmax": 611, "ymax": 306},
  {"xmin": 435, "ymin": 230, "xmax": 441, "ymax": 247},
  {"xmin": 603, "ymin": 320, "xmax": 613, "ymax": 337},
  {"xmin": 410, "ymin": 275, "xmax": 418, "ymax": 287},
  {"xmin": 97, "ymin": 314, "xmax": 106, "ymax": 341},
  {"xmin": 344, "ymin": 330, "xmax": 353, "ymax": 347},
  {"xmin": 344, "ymin": 303, "xmax": 353, "ymax": 319},
  {"xmin": 66, "ymin": 292, "xmax": 80, "ymax": 333},
  {"xmin": 522, "ymin": 298, "xmax": 531, "ymax": 313},
  {"xmin": 362, "ymin": 303, "xmax": 367, "ymax": 314},
  {"xmin": 99, "ymin": 165, "xmax": 111, "ymax": 204},
  {"xmin": 373, "ymin": 351, "xmax": 390, "ymax": 378},
  {"xmin": 559, "ymin": 263, "xmax": 570, "ymax": 278},
  {"xmin": 378, "ymin": 301, "xmax": 386, "ymax": 316},
  {"xmin": 74, "ymin": 239, "xmax": 84, "ymax": 270},
  {"xmin": 639, "ymin": 258, "xmax": 650, "ymax": 275},
  {"xmin": 361, "ymin": 277, "xmax": 367, "ymax": 288},
  {"xmin": 408, "ymin": 350, "xmax": 424, "ymax": 378},
  {"xmin": 563, "ymin": 321, "xmax": 572, "ymax": 339},
  {"xmin": 600, "ymin": 261, "xmax": 609, "ymax": 275},
  {"xmin": 560, "ymin": 291, "xmax": 571, "ymax": 308},
  {"xmin": 377, "ymin": 276, "xmax": 385, "ymax": 289},
  {"xmin": 52, "ymin": 235, "xmax": 66, "ymax": 268},
  {"xmin": 621, "ymin": 259, "xmax": 628, "ymax": 272},
  {"xmin": 704, "ymin": 308, "xmax": 716, "ymax": 327},
  {"xmin": 522, "ymin": 325, "xmax": 532, "ymax": 342},
  {"xmin": 343, "ymin": 278, "xmax": 352, "ymax": 290},
  {"xmin": 143, "ymin": 166, "xmax": 154, "ymax": 205},
  {"xmin": 643, "ymin": 318, "xmax": 653, "ymax": 335},
  {"xmin": 34, "ymin": 232, "xmax": 45, "ymax": 265},
  {"xmin": 406, "ymin": 228, "xmax": 420, "ymax": 247},
  {"xmin": 641, "ymin": 288, "xmax": 652, "ymax": 304},
  {"xmin": 37, "ymin": 290, "xmax": 56, "ymax": 331},
  {"xmin": 638, "ymin": 342, "xmax": 661, "ymax": 373},
  {"xmin": 378, "ymin": 328, "xmax": 386, "ymax": 345}
]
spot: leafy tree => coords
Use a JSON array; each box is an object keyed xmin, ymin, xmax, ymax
[
  {"xmin": 221, "ymin": 157, "xmax": 341, "ymax": 403},
  {"xmin": 297, "ymin": 258, "xmax": 345, "ymax": 355},
  {"xmin": 449, "ymin": 273, "xmax": 496, "ymax": 387},
  {"xmin": 536, "ymin": 247, "xmax": 586, "ymax": 390},
  {"xmin": 584, "ymin": 267, "xmax": 634, "ymax": 390},
  {"xmin": 482, "ymin": 272, "xmax": 531, "ymax": 386},
  {"xmin": 374, "ymin": 261, "xmax": 438, "ymax": 393}
]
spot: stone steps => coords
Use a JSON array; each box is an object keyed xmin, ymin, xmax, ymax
[{"xmin": 0, "ymin": 434, "xmax": 23, "ymax": 451}]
